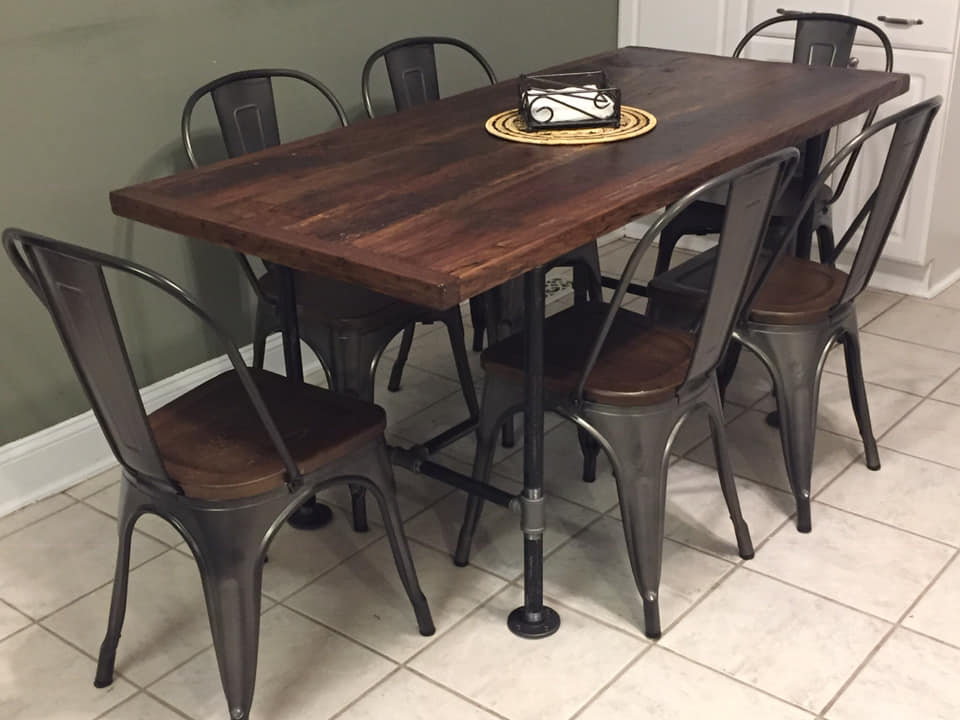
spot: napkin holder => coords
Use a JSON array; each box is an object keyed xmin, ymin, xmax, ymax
[{"xmin": 518, "ymin": 71, "xmax": 622, "ymax": 130}]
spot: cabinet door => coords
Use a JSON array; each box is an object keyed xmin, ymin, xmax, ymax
[
  {"xmin": 619, "ymin": 0, "xmax": 729, "ymax": 54},
  {"xmin": 831, "ymin": 47, "xmax": 949, "ymax": 265}
]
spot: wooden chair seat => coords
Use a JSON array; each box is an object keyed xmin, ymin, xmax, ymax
[
  {"xmin": 259, "ymin": 269, "xmax": 422, "ymax": 330},
  {"xmin": 481, "ymin": 304, "xmax": 695, "ymax": 407},
  {"xmin": 649, "ymin": 249, "xmax": 848, "ymax": 326},
  {"xmin": 148, "ymin": 369, "xmax": 386, "ymax": 500},
  {"xmin": 750, "ymin": 255, "xmax": 848, "ymax": 324}
]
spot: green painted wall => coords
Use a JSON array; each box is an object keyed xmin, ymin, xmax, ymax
[{"xmin": 0, "ymin": 0, "xmax": 617, "ymax": 445}]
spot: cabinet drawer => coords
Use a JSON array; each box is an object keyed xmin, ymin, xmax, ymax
[
  {"xmin": 851, "ymin": 1, "xmax": 957, "ymax": 52},
  {"xmin": 748, "ymin": 0, "xmax": 852, "ymax": 38},
  {"xmin": 746, "ymin": 0, "xmax": 957, "ymax": 53}
]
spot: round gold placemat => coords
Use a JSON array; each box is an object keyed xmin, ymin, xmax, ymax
[{"xmin": 485, "ymin": 105, "xmax": 657, "ymax": 145}]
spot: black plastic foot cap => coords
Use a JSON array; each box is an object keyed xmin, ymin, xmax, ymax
[
  {"xmin": 765, "ymin": 410, "xmax": 780, "ymax": 429},
  {"xmin": 866, "ymin": 460, "xmax": 881, "ymax": 471},
  {"xmin": 93, "ymin": 673, "xmax": 113, "ymax": 689},
  {"xmin": 643, "ymin": 603, "xmax": 662, "ymax": 640},
  {"xmin": 508, "ymin": 606, "xmax": 561, "ymax": 639},
  {"xmin": 288, "ymin": 500, "xmax": 334, "ymax": 530}
]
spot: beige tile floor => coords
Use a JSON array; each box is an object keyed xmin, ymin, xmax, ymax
[{"xmin": 2, "ymin": 238, "xmax": 960, "ymax": 719}]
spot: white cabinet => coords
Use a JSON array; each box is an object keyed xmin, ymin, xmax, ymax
[{"xmin": 618, "ymin": 0, "xmax": 960, "ymax": 296}]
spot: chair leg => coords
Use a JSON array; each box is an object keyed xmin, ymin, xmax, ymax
[
  {"xmin": 841, "ymin": 322, "xmax": 881, "ymax": 471},
  {"xmin": 704, "ymin": 380, "xmax": 754, "ymax": 559},
  {"xmin": 329, "ymin": 333, "xmax": 385, "ymax": 534},
  {"xmin": 442, "ymin": 308, "xmax": 480, "ymax": 420},
  {"xmin": 366, "ymin": 446, "xmax": 435, "ymax": 636},
  {"xmin": 387, "ymin": 324, "xmax": 415, "ymax": 392},
  {"xmin": 716, "ymin": 340, "xmax": 743, "ymax": 403},
  {"xmin": 597, "ymin": 414, "xmax": 674, "ymax": 639},
  {"xmin": 94, "ymin": 484, "xmax": 139, "ymax": 688},
  {"xmin": 741, "ymin": 328, "xmax": 830, "ymax": 533},
  {"xmin": 454, "ymin": 379, "xmax": 517, "ymax": 567},
  {"xmin": 578, "ymin": 427, "xmax": 601, "ymax": 483},
  {"xmin": 501, "ymin": 415, "xmax": 516, "ymax": 449},
  {"xmin": 469, "ymin": 296, "xmax": 485, "ymax": 352},
  {"xmin": 251, "ymin": 301, "xmax": 275, "ymax": 371},
  {"xmin": 196, "ymin": 539, "xmax": 264, "ymax": 720},
  {"xmin": 816, "ymin": 224, "xmax": 836, "ymax": 265},
  {"xmin": 654, "ymin": 222, "xmax": 684, "ymax": 277}
]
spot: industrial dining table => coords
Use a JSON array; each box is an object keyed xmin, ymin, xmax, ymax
[{"xmin": 110, "ymin": 46, "xmax": 907, "ymax": 638}]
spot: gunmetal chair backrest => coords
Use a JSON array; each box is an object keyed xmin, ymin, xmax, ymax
[
  {"xmin": 754, "ymin": 97, "xmax": 942, "ymax": 310},
  {"xmin": 575, "ymin": 148, "xmax": 799, "ymax": 402},
  {"xmin": 3, "ymin": 229, "xmax": 304, "ymax": 493},
  {"xmin": 182, "ymin": 68, "xmax": 348, "ymax": 167},
  {"xmin": 181, "ymin": 69, "xmax": 348, "ymax": 296},
  {"xmin": 735, "ymin": 12, "xmax": 894, "ymax": 203},
  {"xmin": 362, "ymin": 36, "xmax": 497, "ymax": 117}
]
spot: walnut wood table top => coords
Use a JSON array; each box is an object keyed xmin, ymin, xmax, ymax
[{"xmin": 110, "ymin": 47, "xmax": 908, "ymax": 310}]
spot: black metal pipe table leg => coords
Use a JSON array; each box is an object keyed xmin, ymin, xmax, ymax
[
  {"xmin": 276, "ymin": 266, "xmax": 334, "ymax": 530},
  {"xmin": 507, "ymin": 266, "xmax": 560, "ymax": 638}
]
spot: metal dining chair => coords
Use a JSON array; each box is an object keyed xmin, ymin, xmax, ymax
[
  {"xmin": 3, "ymin": 228, "xmax": 434, "ymax": 720},
  {"xmin": 362, "ymin": 37, "xmax": 604, "ymax": 448},
  {"xmin": 182, "ymin": 68, "xmax": 479, "ymax": 532},
  {"xmin": 648, "ymin": 98, "xmax": 942, "ymax": 534},
  {"xmin": 454, "ymin": 148, "xmax": 800, "ymax": 638},
  {"xmin": 652, "ymin": 12, "xmax": 894, "ymax": 276}
]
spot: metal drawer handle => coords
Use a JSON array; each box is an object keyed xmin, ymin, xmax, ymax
[{"xmin": 877, "ymin": 15, "xmax": 924, "ymax": 26}]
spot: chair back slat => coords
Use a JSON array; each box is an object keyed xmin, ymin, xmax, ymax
[
  {"xmin": 19, "ymin": 242, "xmax": 169, "ymax": 484},
  {"xmin": 384, "ymin": 42, "xmax": 441, "ymax": 110},
  {"xmin": 685, "ymin": 159, "xmax": 793, "ymax": 381},
  {"xmin": 793, "ymin": 18, "xmax": 857, "ymax": 67},
  {"xmin": 362, "ymin": 36, "xmax": 497, "ymax": 117},
  {"xmin": 210, "ymin": 76, "xmax": 281, "ymax": 157}
]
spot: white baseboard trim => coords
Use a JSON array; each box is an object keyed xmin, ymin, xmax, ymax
[{"xmin": 0, "ymin": 336, "xmax": 323, "ymax": 518}]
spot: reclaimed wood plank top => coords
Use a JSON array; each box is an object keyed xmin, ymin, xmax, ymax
[{"xmin": 110, "ymin": 46, "xmax": 909, "ymax": 309}]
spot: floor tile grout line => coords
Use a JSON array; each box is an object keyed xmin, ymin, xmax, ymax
[
  {"xmin": 0, "ymin": 494, "xmax": 79, "ymax": 542},
  {"xmin": 858, "ymin": 292, "xmax": 907, "ymax": 333},
  {"xmin": 812, "ymin": 497, "xmax": 960, "ymax": 550},
  {"xmin": 858, "ymin": 325, "xmax": 960, "ymax": 356},
  {"xmin": 567, "ymin": 644, "xmax": 655, "ymax": 720},
  {"xmin": 265, "ymin": 524, "xmax": 390, "ymax": 605},
  {"xmin": 816, "ymin": 545, "xmax": 960, "ymax": 718},
  {"xmin": 655, "ymin": 644, "xmax": 821, "ymax": 717},
  {"xmin": 25, "ymin": 541, "xmax": 172, "ymax": 626},
  {"xmin": 325, "ymin": 666, "xmax": 407, "ymax": 720},
  {"xmin": 819, "ymin": 366, "xmax": 950, "ymax": 401},
  {"xmin": 89, "ymin": 690, "xmax": 193, "ymax": 720},
  {"xmin": 78, "ymin": 496, "xmax": 182, "ymax": 550},
  {"xmin": 407, "ymin": 667, "xmax": 516, "ymax": 720},
  {"xmin": 874, "ymin": 442, "xmax": 960, "ymax": 473},
  {"xmin": 736, "ymin": 563, "xmax": 905, "ymax": 627}
]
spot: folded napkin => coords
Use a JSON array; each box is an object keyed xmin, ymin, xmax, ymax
[{"xmin": 525, "ymin": 84, "xmax": 616, "ymax": 124}]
